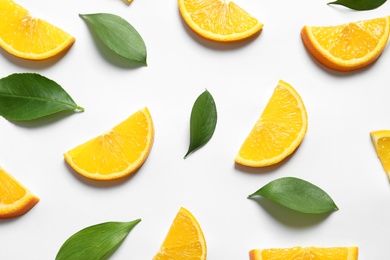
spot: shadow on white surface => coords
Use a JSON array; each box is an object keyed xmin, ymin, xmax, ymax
[
  {"xmin": 249, "ymin": 196, "xmax": 333, "ymax": 227},
  {"xmin": 233, "ymin": 150, "xmax": 293, "ymax": 174},
  {"xmin": 63, "ymin": 160, "xmax": 140, "ymax": 188},
  {"xmin": 0, "ymin": 46, "xmax": 73, "ymax": 70},
  {"xmin": 6, "ymin": 110, "xmax": 82, "ymax": 128}
]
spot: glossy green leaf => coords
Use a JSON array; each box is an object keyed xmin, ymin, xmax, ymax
[
  {"xmin": 56, "ymin": 219, "xmax": 141, "ymax": 260},
  {"xmin": 184, "ymin": 89, "xmax": 217, "ymax": 158},
  {"xmin": 80, "ymin": 13, "xmax": 147, "ymax": 65},
  {"xmin": 328, "ymin": 0, "xmax": 386, "ymax": 10},
  {"xmin": 0, "ymin": 73, "xmax": 84, "ymax": 121},
  {"xmin": 248, "ymin": 177, "xmax": 338, "ymax": 214}
]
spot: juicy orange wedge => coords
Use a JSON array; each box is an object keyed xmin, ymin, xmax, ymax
[
  {"xmin": 370, "ymin": 130, "xmax": 390, "ymax": 178},
  {"xmin": 153, "ymin": 207, "xmax": 207, "ymax": 260},
  {"xmin": 235, "ymin": 80, "xmax": 308, "ymax": 167},
  {"xmin": 301, "ymin": 16, "xmax": 390, "ymax": 71},
  {"xmin": 178, "ymin": 0, "xmax": 263, "ymax": 42},
  {"xmin": 64, "ymin": 107, "xmax": 154, "ymax": 181},
  {"xmin": 249, "ymin": 246, "xmax": 358, "ymax": 260},
  {"xmin": 0, "ymin": 0, "xmax": 75, "ymax": 60},
  {"xmin": 0, "ymin": 167, "xmax": 39, "ymax": 219}
]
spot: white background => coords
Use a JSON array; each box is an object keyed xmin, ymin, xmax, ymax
[{"xmin": 1, "ymin": 0, "xmax": 390, "ymax": 259}]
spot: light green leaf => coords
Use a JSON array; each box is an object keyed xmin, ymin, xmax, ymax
[
  {"xmin": 0, "ymin": 73, "xmax": 84, "ymax": 121},
  {"xmin": 80, "ymin": 13, "xmax": 147, "ymax": 65},
  {"xmin": 185, "ymin": 89, "xmax": 217, "ymax": 158},
  {"xmin": 248, "ymin": 177, "xmax": 338, "ymax": 214},
  {"xmin": 56, "ymin": 219, "xmax": 141, "ymax": 260},
  {"xmin": 328, "ymin": 0, "xmax": 386, "ymax": 10}
]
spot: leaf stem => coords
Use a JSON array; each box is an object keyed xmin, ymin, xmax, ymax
[{"xmin": 76, "ymin": 106, "xmax": 85, "ymax": 112}]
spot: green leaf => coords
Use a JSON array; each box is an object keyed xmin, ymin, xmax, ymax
[
  {"xmin": 0, "ymin": 73, "xmax": 84, "ymax": 121},
  {"xmin": 184, "ymin": 89, "xmax": 217, "ymax": 158},
  {"xmin": 248, "ymin": 177, "xmax": 338, "ymax": 214},
  {"xmin": 56, "ymin": 219, "xmax": 141, "ymax": 260},
  {"xmin": 80, "ymin": 13, "xmax": 147, "ymax": 65},
  {"xmin": 328, "ymin": 0, "xmax": 386, "ymax": 10}
]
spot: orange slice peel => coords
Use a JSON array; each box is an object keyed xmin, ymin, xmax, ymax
[
  {"xmin": 153, "ymin": 207, "xmax": 207, "ymax": 260},
  {"xmin": 0, "ymin": 167, "xmax": 39, "ymax": 219},
  {"xmin": 178, "ymin": 0, "xmax": 263, "ymax": 42},
  {"xmin": 0, "ymin": 0, "xmax": 75, "ymax": 60},
  {"xmin": 64, "ymin": 107, "xmax": 154, "ymax": 181},
  {"xmin": 250, "ymin": 246, "xmax": 358, "ymax": 260},
  {"xmin": 370, "ymin": 130, "xmax": 390, "ymax": 178},
  {"xmin": 301, "ymin": 16, "xmax": 390, "ymax": 71},
  {"xmin": 235, "ymin": 80, "xmax": 308, "ymax": 167}
]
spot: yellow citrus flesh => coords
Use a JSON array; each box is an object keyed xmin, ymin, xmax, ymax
[
  {"xmin": 0, "ymin": 0, "xmax": 75, "ymax": 60},
  {"xmin": 249, "ymin": 247, "xmax": 358, "ymax": 260},
  {"xmin": 64, "ymin": 107, "xmax": 154, "ymax": 181},
  {"xmin": 0, "ymin": 167, "xmax": 39, "ymax": 219},
  {"xmin": 235, "ymin": 80, "xmax": 308, "ymax": 167},
  {"xmin": 178, "ymin": 0, "xmax": 263, "ymax": 42},
  {"xmin": 370, "ymin": 130, "xmax": 390, "ymax": 178},
  {"xmin": 153, "ymin": 207, "xmax": 207, "ymax": 260},
  {"xmin": 301, "ymin": 16, "xmax": 390, "ymax": 72}
]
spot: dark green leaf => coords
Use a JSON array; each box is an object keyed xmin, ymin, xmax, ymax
[
  {"xmin": 328, "ymin": 0, "xmax": 386, "ymax": 10},
  {"xmin": 184, "ymin": 89, "xmax": 217, "ymax": 158},
  {"xmin": 248, "ymin": 177, "xmax": 338, "ymax": 214},
  {"xmin": 56, "ymin": 219, "xmax": 141, "ymax": 260},
  {"xmin": 80, "ymin": 13, "xmax": 147, "ymax": 65},
  {"xmin": 0, "ymin": 73, "xmax": 84, "ymax": 121}
]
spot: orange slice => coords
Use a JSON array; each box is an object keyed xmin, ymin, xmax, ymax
[
  {"xmin": 235, "ymin": 80, "xmax": 308, "ymax": 167},
  {"xmin": 249, "ymin": 246, "xmax": 358, "ymax": 260},
  {"xmin": 0, "ymin": 0, "xmax": 75, "ymax": 60},
  {"xmin": 64, "ymin": 107, "xmax": 154, "ymax": 181},
  {"xmin": 0, "ymin": 167, "xmax": 39, "ymax": 219},
  {"xmin": 370, "ymin": 130, "xmax": 390, "ymax": 178},
  {"xmin": 301, "ymin": 16, "xmax": 390, "ymax": 71},
  {"xmin": 153, "ymin": 207, "xmax": 207, "ymax": 260},
  {"xmin": 178, "ymin": 0, "xmax": 263, "ymax": 42}
]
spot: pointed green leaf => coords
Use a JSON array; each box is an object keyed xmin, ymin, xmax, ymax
[
  {"xmin": 184, "ymin": 89, "xmax": 217, "ymax": 158},
  {"xmin": 248, "ymin": 177, "xmax": 338, "ymax": 214},
  {"xmin": 56, "ymin": 219, "xmax": 141, "ymax": 260},
  {"xmin": 80, "ymin": 13, "xmax": 147, "ymax": 65},
  {"xmin": 0, "ymin": 73, "xmax": 84, "ymax": 121},
  {"xmin": 328, "ymin": 0, "xmax": 386, "ymax": 10}
]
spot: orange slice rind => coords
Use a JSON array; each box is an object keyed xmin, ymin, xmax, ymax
[
  {"xmin": 249, "ymin": 246, "xmax": 358, "ymax": 260},
  {"xmin": 153, "ymin": 207, "xmax": 207, "ymax": 260},
  {"xmin": 235, "ymin": 80, "xmax": 308, "ymax": 167},
  {"xmin": 301, "ymin": 16, "xmax": 390, "ymax": 71},
  {"xmin": 370, "ymin": 130, "xmax": 390, "ymax": 178},
  {"xmin": 0, "ymin": 167, "xmax": 39, "ymax": 219},
  {"xmin": 178, "ymin": 0, "xmax": 263, "ymax": 42},
  {"xmin": 64, "ymin": 107, "xmax": 154, "ymax": 181},
  {"xmin": 0, "ymin": 0, "xmax": 75, "ymax": 60}
]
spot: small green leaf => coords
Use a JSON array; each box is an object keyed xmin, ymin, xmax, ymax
[
  {"xmin": 328, "ymin": 0, "xmax": 386, "ymax": 10},
  {"xmin": 56, "ymin": 219, "xmax": 141, "ymax": 260},
  {"xmin": 184, "ymin": 89, "xmax": 217, "ymax": 158},
  {"xmin": 0, "ymin": 73, "xmax": 84, "ymax": 121},
  {"xmin": 248, "ymin": 177, "xmax": 338, "ymax": 214},
  {"xmin": 80, "ymin": 13, "xmax": 147, "ymax": 65}
]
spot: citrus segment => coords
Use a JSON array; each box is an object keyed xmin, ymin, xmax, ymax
[
  {"xmin": 0, "ymin": 167, "xmax": 39, "ymax": 219},
  {"xmin": 235, "ymin": 80, "xmax": 308, "ymax": 167},
  {"xmin": 301, "ymin": 16, "xmax": 390, "ymax": 71},
  {"xmin": 249, "ymin": 246, "xmax": 358, "ymax": 260},
  {"xmin": 64, "ymin": 107, "xmax": 154, "ymax": 181},
  {"xmin": 370, "ymin": 130, "xmax": 390, "ymax": 178},
  {"xmin": 178, "ymin": 0, "xmax": 263, "ymax": 42},
  {"xmin": 0, "ymin": 0, "xmax": 75, "ymax": 60},
  {"xmin": 153, "ymin": 207, "xmax": 206, "ymax": 260}
]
